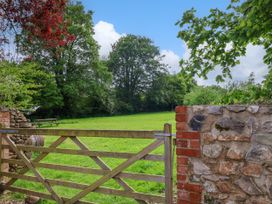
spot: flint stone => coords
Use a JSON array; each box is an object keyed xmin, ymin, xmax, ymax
[
  {"xmin": 229, "ymin": 190, "xmax": 247, "ymax": 202},
  {"xmin": 204, "ymin": 181, "xmax": 218, "ymax": 193},
  {"xmin": 203, "ymin": 144, "xmax": 223, "ymax": 158},
  {"xmin": 226, "ymin": 201, "xmax": 236, "ymax": 204},
  {"xmin": 241, "ymin": 163, "xmax": 263, "ymax": 177},
  {"xmin": 215, "ymin": 129, "xmax": 250, "ymax": 142},
  {"xmin": 218, "ymin": 161, "xmax": 239, "ymax": 175},
  {"xmin": 226, "ymin": 143, "xmax": 250, "ymax": 160},
  {"xmin": 247, "ymin": 117, "xmax": 259, "ymax": 133},
  {"xmin": 246, "ymin": 144, "xmax": 272, "ymax": 163},
  {"xmin": 201, "ymin": 175, "xmax": 229, "ymax": 182},
  {"xmin": 259, "ymin": 106, "xmax": 272, "ymax": 115},
  {"xmin": 254, "ymin": 173, "xmax": 272, "ymax": 199},
  {"xmin": 189, "ymin": 114, "xmax": 205, "ymax": 131},
  {"xmin": 192, "ymin": 105, "xmax": 205, "ymax": 113},
  {"xmin": 216, "ymin": 181, "xmax": 233, "ymax": 193},
  {"xmin": 207, "ymin": 106, "xmax": 223, "ymax": 115},
  {"xmin": 218, "ymin": 194, "xmax": 229, "ymax": 200},
  {"xmin": 190, "ymin": 158, "xmax": 211, "ymax": 175},
  {"xmin": 190, "ymin": 175, "xmax": 201, "ymax": 182},
  {"xmin": 252, "ymin": 134, "xmax": 272, "ymax": 146},
  {"xmin": 262, "ymin": 121, "xmax": 272, "ymax": 133},
  {"xmin": 245, "ymin": 197, "xmax": 272, "ymax": 204},
  {"xmin": 226, "ymin": 105, "xmax": 246, "ymax": 113},
  {"xmin": 247, "ymin": 105, "xmax": 260, "ymax": 114},
  {"xmin": 215, "ymin": 117, "xmax": 245, "ymax": 133},
  {"xmin": 235, "ymin": 176, "xmax": 263, "ymax": 195}
]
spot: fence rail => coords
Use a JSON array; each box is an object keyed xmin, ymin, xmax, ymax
[{"xmin": 0, "ymin": 124, "xmax": 173, "ymax": 204}]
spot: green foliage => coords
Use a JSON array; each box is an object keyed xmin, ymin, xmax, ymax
[
  {"xmin": 145, "ymin": 74, "xmax": 194, "ymax": 110},
  {"xmin": 184, "ymin": 73, "xmax": 268, "ymax": 105},
  {"xmin": 18, "ymin": 2, "xmax": 113, "ymax": 116},
  {"xmin": 177, "ymin": 0, "xmax": 272, "ymax": 81},
  {"xmin": 220, "ymin": 73, "xmax": 263, "ymax": 104},
  {"xmin": 107, "ymin": 35, "xmax": 167, "ymax": 113},
  {"xmin": 184, "ymin": 85, "xmax": 225, "ymax": 105},
  {"xmin": 0, "ymin": 61, "xmax": 60, "ymax": 110}
]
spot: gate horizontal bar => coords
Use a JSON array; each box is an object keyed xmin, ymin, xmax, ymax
[
  {"xmin": 2, "ymin": 159, "xmax": 165, "ymax": 183},
  {"xmin": 1, "ymin": 145, "xmax": 164, "ymax": 161},
  {"xmin": 0, "ymin": 128, "xmax": 162, "ymax": 139}
]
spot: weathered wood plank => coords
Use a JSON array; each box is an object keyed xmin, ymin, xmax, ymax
[
  {"xmin": 0, "ymin": 128, "xmax": 162, "ymax": 139},
  {"xmin": 4, "ymin": 136, "xmax": 63, "ymax": 204},
  {"xmin": 1, "ymin": 172, "xmax": 165, "ymax": 203},
  {"xmin": 66, "ymin": 139, "xmax": 164, "ymax": 204},
  {"xmin": 1, "ymin": 159, "xmax": 165, "ymax": 183},
  {"xmin": 1, "ymin": 145, "xmax": 163, "ymax": 161}
]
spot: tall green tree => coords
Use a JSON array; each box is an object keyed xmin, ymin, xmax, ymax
[
  {"xmin": 18, "ymin": 2, "xmax": 112, "ymax": 116},
  {"xmin": 107, "ymin": 35, "xmax": 166, "ymax": 113},
  {"xmin": 177, "ymin": 0, "xmax": 272, "ymax": 82}
]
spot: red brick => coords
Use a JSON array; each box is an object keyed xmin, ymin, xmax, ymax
[
  {"xmin": 177, "ymin": 148, "xmax": 201, "ymax": 157},
  {"xmin": 177, "ymin": 190, "xmax": 190, "ymax": 201},
  {"xmin": 177, "ymin": 165, "xmax": 188, "ymax": 175},
  {"xmin": 177, "ymin": 132, "xmax": 200, "ymax": 139},
  {"xmin": 175, "ymin": 106, "xmax": 187, "ymax": 113},
  {"xmin": 178, "ymin": 200, "xmax": 189, "ymax": 204},
  {"xmin": 190, "ymin": 192, "xmax": 202, "ymax": 202},
  {"xmin": 177, "ymin": 174, "xmax": 187, "ymax": 181},
  {"xmin": 177, "ymin": 181, "xmax": 185, "ymax": 190},
  {"xmin": 176, "ymin": 114, "xmax": 187, "ymax": 122},
  {"xmin": 176, "ymin": 122, "xmax": 188, "ymax": 131},
  {"xmin": 184, "ymin": 183, "xmax": 202, "ymax": 192},
  {"xmin": 190, "ymin": 140, "xmax": 200, "ymax": 149},
  {"xmin": 176, "ymin": 139, "xmax": 188, "ymax": 148},
  {"xmin": 177, "ymin": 156, "xmax": 188, "ymax": 165}
]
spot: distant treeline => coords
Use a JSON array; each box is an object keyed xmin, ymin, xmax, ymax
[{"xmin": 1, "ymin": 1, "xmax": 272, "ymax": 118}]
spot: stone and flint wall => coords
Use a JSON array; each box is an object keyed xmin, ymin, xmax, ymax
[
  {"xmin": 176, "ymin": 105, "xmax": 272, "ymax": 204},
  {"xmin": 0, "ymin": 109, "xmax": 34, "ymax": 172}
]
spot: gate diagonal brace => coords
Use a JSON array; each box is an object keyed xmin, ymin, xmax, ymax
[
  {"xmin": 5, "ymin": 136, "xmax": 67, "ymax": 187},
  {"xmin": 65, "ymin": 139, "xmax": 164, "ymax": 204},
  {"xmin": 4, "ymin": 136, "xmax": 64, "ymax": 204},
  {"xmin": 69, "ymin": 136, "xmax": 147, "ymax": 204}
]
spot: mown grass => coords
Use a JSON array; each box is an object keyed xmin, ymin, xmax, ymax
[{"xmin": 11, "ymin": 112, "xmax": 176, "ymax": 204}]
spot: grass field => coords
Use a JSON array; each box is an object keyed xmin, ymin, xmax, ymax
[{"xmin": 11, "ymin": 112, "xmax": 176, "ymax": 204}]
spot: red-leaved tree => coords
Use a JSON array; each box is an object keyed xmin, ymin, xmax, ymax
[{"xmin": 0, "ymin": 0, "xmax": 75, "ymax": 58}]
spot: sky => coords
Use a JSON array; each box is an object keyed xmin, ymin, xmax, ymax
[{"xmin": 81, "ymin": 0, "xmax": 268, "ymax": 86}]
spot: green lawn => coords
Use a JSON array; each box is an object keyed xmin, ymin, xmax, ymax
[{"xmin": 11, "ymin": 112, "xmax": 176, "ymax": 204}]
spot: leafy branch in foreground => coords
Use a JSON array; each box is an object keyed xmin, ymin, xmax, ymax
[{"xmin": 177, "ymin": 0, "xmax": 272, "ymax": 82}]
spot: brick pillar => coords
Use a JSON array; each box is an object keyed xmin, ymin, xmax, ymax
[
  {"xmin": 176, "ymin": 106, "xmax": 202, "ymax": 204},
  {"xmin": 0, "ymin": 111, "xmax": 10, "ymax": 184}
]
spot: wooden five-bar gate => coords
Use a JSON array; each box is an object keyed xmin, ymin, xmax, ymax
[{"xmin": 0, "ymin": 124, "xmax": 174, "ymax": 204}]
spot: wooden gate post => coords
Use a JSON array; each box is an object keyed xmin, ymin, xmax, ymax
[
  {"xmin": 164, "ymin": 123, "xmax": 173, "ymax": 204},
  {"xmin": 0, "ymin": 111, "xmax": 10, "ymax": 185}
]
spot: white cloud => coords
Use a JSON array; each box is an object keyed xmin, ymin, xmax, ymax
[
  {"xmin": 161, "ymin": 50, "xmax": 180, "ymax": 74},
  {"xmin": 94, "ymin": 21, "xmax": 182, "ymax": 73},
  {"xmin": 182, "ymin": 43, "xmax": 269, "ymax": 86},
  {"xmin": 94, "ymin": 21, "xmax": 125, "ymax": 59}
]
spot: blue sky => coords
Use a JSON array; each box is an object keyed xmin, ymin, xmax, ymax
[
  {"xmin": 82, "ymin": 0, "xmax": 228, "ymax": 56},
  {"xmin": 81, "ymin": 0, "xmax": 268, "ymax": 85}
]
